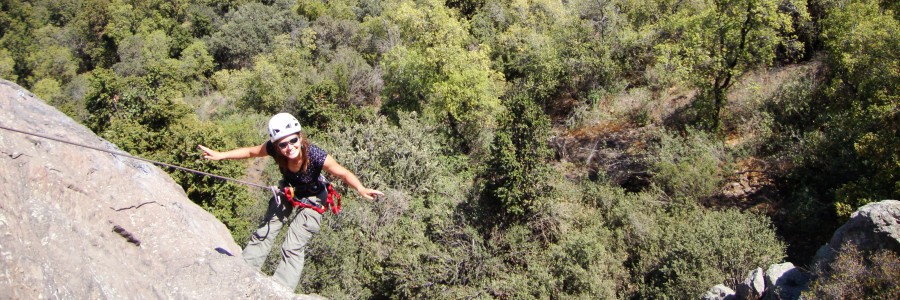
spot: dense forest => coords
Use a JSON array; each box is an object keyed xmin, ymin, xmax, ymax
[{"xmin": 1, "ymin": 0, "xmax": 897, "ymax": 298}]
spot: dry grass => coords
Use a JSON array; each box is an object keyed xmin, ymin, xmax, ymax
[
  {"xmin": 553, "ymin": 59, "xmax": 824, "ymax": 200},
  {"xmin": 722, "ymin": 61, "xmax": 823, "ymax": 149}
]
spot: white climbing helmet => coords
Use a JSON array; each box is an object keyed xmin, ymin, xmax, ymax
[{"xmin": 267, "ymin": 113, "xmax": 302, "ymax": 142}]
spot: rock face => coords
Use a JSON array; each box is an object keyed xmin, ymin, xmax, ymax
[
  {"xmin": 827, "ymin": 200, "xmax": 900, "ymax": 254},
  {"xmin": 736, "ymin": 267, "xmax": 764, "ymax": 300},
  {"xmin": 702, "ymin": 284, "xmax": 736, "ymax": 300},
  {"xmin": 0, "ymin": 80, "xmax": 312, "ymax": 298},
  {"xmin": 762, "ymin": 263, "xmax": 808, "ymax": 300}
]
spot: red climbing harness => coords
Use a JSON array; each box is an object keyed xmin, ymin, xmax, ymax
[
  {"xmin": 281, "ymin": 183, "xmax": 341, "ymax": 215},
  {"xmin": 326, "ymin": 182, "xmax": 341, "ymax": 214}
]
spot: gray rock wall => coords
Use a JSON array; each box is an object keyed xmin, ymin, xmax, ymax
[
  {"xmin": 828, "ymin": 200, "xmax": 900, "ymax": 254},
  {"xmin": 0, "ymin": 80, "xmax": 311, "ymax": 299}
]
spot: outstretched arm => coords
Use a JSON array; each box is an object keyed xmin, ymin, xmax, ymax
[
  {"xmin": 322, "ymin": 155, "xmax": 383, "ymax": 201},
  {"xmin": 198, "ymin": 143, "xmax": 267, "ymax": 160}
]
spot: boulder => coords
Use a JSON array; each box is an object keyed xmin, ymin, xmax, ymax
[
  {"xmin": 702, "ymin": 284, "xmax": 736, "ymax": 300},
  {"xmin": 763, "ymin": 262, "xmax": 809, "ymax": 300},
  {"xmin": 736, "ymin": 267, "xmax": 764, "ymax": 300},
  {"xmin": 827, "ymin": 200, "xmax": 900, "ymax": 254},
  {"xmin": 812, "ymin": 243, "xmax": 836, "ymax": 267},
  {"xmin": 0, "ymin": 79, "xmax": 318, "ymax": 299}
]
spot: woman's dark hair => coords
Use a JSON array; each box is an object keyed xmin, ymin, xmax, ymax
[{"xmin": 270, "ymin": 133, "xmax": 312, "ymax": 174}]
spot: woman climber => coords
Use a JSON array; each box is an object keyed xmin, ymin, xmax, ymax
[{"xmin": 197, "ymin": 113, "xmax": 382, "ymax": 291}]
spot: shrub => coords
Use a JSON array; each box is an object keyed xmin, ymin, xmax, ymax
[
  {"xmin": 547, "ymin": 206, "xmax": 627, "ymax": 299},
  {"xmin": 580, "ymin": 179, "xmax": 663, "ymax": 249},
  {"xmin": 0, "ymin": 48, "xmax": 17, "ymax": 81},
  {"xmin": 805, "ymin": 244, "xmax": 900, "ymax": 299},
  {"xmin": 482, "ymin": 94, "xmax": 555, "ymax": 218},
  {"xmin": 583, "ymin": 181, "xmax": 784, "ymax": 298},
  {"xmin": 298, "ymin": 112, "xmax": 477, "ymax": 297},
  {"xmin": 634, "ymin": 205, "xmax": 785, "ymax": 298},
  {"xmin": 207, "ymin": 1, "xmax": 304, "ymax": 68},
  {"xmin": 648, "ymin": 128, "xmax": 728, "ymax": 202}
]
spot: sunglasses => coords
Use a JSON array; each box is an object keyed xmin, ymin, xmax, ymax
[{"xmin": 277, "ymin": 137, "xmax": 301, "ymax": 150}]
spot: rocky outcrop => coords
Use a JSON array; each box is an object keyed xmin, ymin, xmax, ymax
[
  {"xmin": 702, "ymin": 285, "xmax": 736, "ymax": 300},
  {"xmin": 812, "ymin": 200, "xmax": 900, "ymax": 270},
  {"xmin": 736, "ymin": 267, "xmax": 764, "ymax": 300},
  {"xmin": 701, "ymin": 263, "xmax": 809, "ymax": 300},
  {"xmin": 820, "ymin": 200, "xmax": 900, "ymax": 258},
  {"xmin": 762, "ymin": 263, "xmax": 808, "ymax": 300},
  {"xmin": 0, "ymin": 80, "xmax": 315, "ymax": 298}
]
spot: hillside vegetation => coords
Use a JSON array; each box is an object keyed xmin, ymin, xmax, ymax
[{"xmin": 1, "ymin": 0, "xmax": 896, "ymax": 298}]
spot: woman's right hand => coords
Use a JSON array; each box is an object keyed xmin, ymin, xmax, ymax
[{"xmin": 198, "ymin": 145, "xmax": 226, "ymax": 160}]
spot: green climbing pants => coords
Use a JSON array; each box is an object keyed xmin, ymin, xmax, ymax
[{"xmin": 242, "ymin": 191, "xmax": 324, "ymax": 291}]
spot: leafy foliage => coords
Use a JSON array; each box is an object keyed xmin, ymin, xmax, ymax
[
  {"xmin": 635, "ymin": 205, "xmax": 784, "ymax": 297},
  {"xmin": 81, "ymin": 29, "xmax": 255, "ymax": 239},
  {"xmin": 1, "ymin": 0, "xmax": 41, "ymax": 78},
  {"xmin": 375, "ymin": 0, "xmax": 505, "ymax": 152},
  {"xmin": 656, "ymin": 0, "xmax": 809, "ymax": 129},
  {"xmin": 581, "ymin": 181, "xmax": 785, "ymax": 298},
  {"xmin": 482, "ymin": 93, "xmax": 554, "ymax": 218},
  {"xmin": 207, "ymin": 1, "xmax": 303, "ymax": 68},
  {"xmin": 805, "ymin": 244, "xmax": 900, "ymax": 299},
  {"xmin": 819, "ymin": 0, "xmax": 899, "ymax": 217},
  {"xmin": 743, "ymin": 0, "xmax": 898, "ymax": 263},
  {"xmin": 301, "ymin": 111, "xmax": 477, "ymax": 297},
  {"xmin": 4, "ymin": 0, "xmax": 896, "ymax": 297},
  {"xmin": 101, "ymin": 115, "xmax": 255, "ymax": 238},
  {"xmin": 0, "ymin": 48, "xmax": 16, "ymax": 81},
  {"xmin": 649, "ymin": 128, "xmax": 729, "ymax": 202}
]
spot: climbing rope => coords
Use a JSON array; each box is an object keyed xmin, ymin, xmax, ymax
[{"xmin": 0, "ymin": 124, "xmax": 271, "ymax": 190}]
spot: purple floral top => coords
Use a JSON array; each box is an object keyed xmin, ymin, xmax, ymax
[{"xmin": 265, "ymin": 142, "xmax": 328, "ymax": 197}]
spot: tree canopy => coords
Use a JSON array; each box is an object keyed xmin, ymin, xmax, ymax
[{"xmin": 2, "ymin": 0, "xmax": 895, "ymax": 297}]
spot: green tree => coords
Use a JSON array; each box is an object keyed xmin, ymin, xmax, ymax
[
  {"xmin": 177, "ymin": 40, "xmax": 213, "ymax": 84},
  {"xmin": 100, "ymin": 115, "xmax": 255, "ymax": 240},
  {"xmin": 295, "ymin": 0, "xmax": 359, "ymax": 21},
  {"xmin": 215, "ymin": 31, "xmax": 369, "ymax": 129},
  {"xmin": 84, "ymin": 66, "xmax": 254, "ymax": 239},
  {"xmin": 31, "ymin": 77, "xmax": 63, "ymax": 102},
  {"xmin": 562, "ymin": 0, "xmax": 627, "ymax": 92},
  {"xmin": 655, "ymin": 0, "xmax": 809, "ymax": 129},
  {"xmin": 0, "ymin": 48, "xmax": 17, "ymax": 81},
  {"xmin": 820, "ymin": 0, "xmax": 899, "ymax": 216},
  {"xmin": 471, "ymin": 0, "xmax": 568, "ymax": 101},
  {"xmin": 482, "ymin": 93, "xmax": 554, "ymax": 218},
  {"xmin": 0, "ymin": 0, "xmax": 40, "ymax": 81},
  {"xmin": 207, "ymin": 1, "xmax": 302, "ymax": 68},
  {"xmin": 27, "ymin": 43, "xmax": 78, "ymax": 85},
  {"xmin": 103, "ymin": 0, "xmax": 136, "ymax": 44},
  {"xmin": 68, "ymin": 0, "xmax": 118, "ymax": 70},
  {"xmin": 470, "ymin": 0, "xmax": 629, "ymax": 117},
  {"xmin": 375, "ymin": 0, "xmax": 505, "ymax": 152},
  {"xmin": 446, "ymin": 0, "xmax": 484, "ymax": 18}
]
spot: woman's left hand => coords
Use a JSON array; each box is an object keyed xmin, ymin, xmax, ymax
[{"xmin": 357, "ymin": 188, "xmax": 384, "ymax": 201}]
